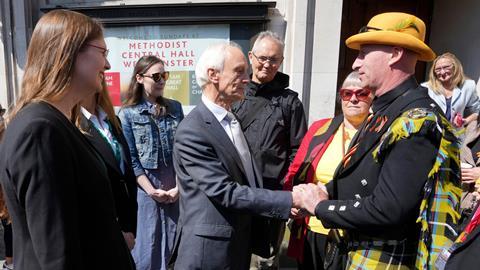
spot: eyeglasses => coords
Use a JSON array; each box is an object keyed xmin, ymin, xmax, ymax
[
  {"xmin": 434, "ymin": 64, "xmax": 454, "ymax": 74},
  {"xmin": 251, "ymin": 52, "xmax": 283, "ymax": 65},
  {"xmin": 142, "ymin": 71, "xmax": 170, "ymax": 82},
  {"xmin": 339, "ymin": 88, "xmax": 371, "ymax": 102},
  {"xmin": 86, "ymin": 43, "xmax": 109, "ymax": 58},
  {"xmin": 358, "ymin": 26, "xmax": 383, "ymax": 33}
]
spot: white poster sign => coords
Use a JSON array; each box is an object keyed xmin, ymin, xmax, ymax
[{"xmin": 104, "ymin": 24, "xmax": 229, "ymax": 112}]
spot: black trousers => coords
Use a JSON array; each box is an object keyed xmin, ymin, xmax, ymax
[
  {"xmin": 298, "ymin": 229, "xmax": 328, "ymax": 270},
  {"xmin": 1, "ymin": 219, "xmax": 12, "ymax": 257}
]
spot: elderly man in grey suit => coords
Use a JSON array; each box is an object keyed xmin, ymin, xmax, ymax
[{"xmin": 171, "ymin": 42, "xmax": 324, "ymax": 269}]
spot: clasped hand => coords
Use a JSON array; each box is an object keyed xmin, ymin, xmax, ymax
[
  {"xmin": 148, "ymin": 186, "xmax": 179, "ymax": 204},
  {"xmin": 291, "ymin": 183, "xmax": 328, "ymax": 218}
]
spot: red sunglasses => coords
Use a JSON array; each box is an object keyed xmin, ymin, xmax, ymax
[{"xmin": 339, "ymin": 88, "xmax": 371, "ymax": 102}]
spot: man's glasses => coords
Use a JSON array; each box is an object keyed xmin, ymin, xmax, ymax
[
  {"xmin": 251, "ymin": 52, "xmax": 283, "ymax": 65},
  {"xmin": 86, "ymin": 44, "xmax": 109, "ymax": 58},
  {"xmin": 358, "ymin": 26, "xmax": 383, "ymax": 33},
  {"xmin": 339, "ymin": 88, "xmax": 371, "ymax": 102},
  {"xmin": 434, "ymin": 64, "xmax": 454, "ymax": 74},
  {"xmin": 142, "ymin": 72, "xmax": 170, "ymax": 82},
  {"xmin": 358, "ymin": 22, "xmax": 419, "ymax": 34}
]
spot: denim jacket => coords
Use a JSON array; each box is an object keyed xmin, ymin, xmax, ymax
[{"xmin": 118, "ymin": 98, "xmax": 184, "ymax": 177}]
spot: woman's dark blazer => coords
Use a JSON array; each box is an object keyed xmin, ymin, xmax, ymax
[
  {"xmin": 79, "ymin": 113, "xmax": 138, "ymax": 235},
  {"xmin": 0, "ymin": 102, "xmax": 135, "ymax": 270}
]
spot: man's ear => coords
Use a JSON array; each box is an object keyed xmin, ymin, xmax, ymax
[
  {"xmin": 389, "ymin": 46, "xmax": 404, "ymax": 66},
  {"xmin": 248, "ymin": 51, "xmax": 254, "ymax": 65},
  {"xmin": 208, "ymin": 68, "xmax": 219, "ymax": 84}
]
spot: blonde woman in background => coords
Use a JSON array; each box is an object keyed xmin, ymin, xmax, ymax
[{"xmin": 422, "ymin": 52, "xmax": 480, "ymax": 127}]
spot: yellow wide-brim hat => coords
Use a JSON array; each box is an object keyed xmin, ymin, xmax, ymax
[{"xmin": 346, "ymin": 12, "xmax": 436, "ymax": 62}]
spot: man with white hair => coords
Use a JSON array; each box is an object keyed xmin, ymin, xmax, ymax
[
  {"xmin": 232, "ymin": 31, "xmax": 307, "ymax": 270},
  {"xmin": 170, "ymin": 42, "xmax": 324, "ymax": 269}
]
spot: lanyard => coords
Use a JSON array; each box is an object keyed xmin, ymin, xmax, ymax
[{"xmin": 91, "ymin": 119, "xmax": 123, "ymax": 165}]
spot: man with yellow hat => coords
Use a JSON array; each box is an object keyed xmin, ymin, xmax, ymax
[{"xmin": 295, "ymin": 12, "xmax": 462, "ymax": 269}]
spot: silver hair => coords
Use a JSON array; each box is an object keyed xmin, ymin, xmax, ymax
[
  {"xmin": 195, "ymin": 41, "xmax": 243, "ymax": 89},
  {"xmin": 251, "ymin": 31, "xmax": 284, "ymax": 53},
  {"xmin": 336, "ymin": 71, "xmax": 365, "ymax": 104},
  {"xmin": 341, "ymin": 71, "xmax": 362, "ymax": 89}
]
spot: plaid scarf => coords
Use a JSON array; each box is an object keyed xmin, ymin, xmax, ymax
[{"xmin": 364, "ymin": 108, "xmax": 462, "ymax": 270}]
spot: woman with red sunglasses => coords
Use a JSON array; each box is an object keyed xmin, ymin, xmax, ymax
[{"xmin": 284, "ymin": 71, "xmax": 373, "ymax": 270}]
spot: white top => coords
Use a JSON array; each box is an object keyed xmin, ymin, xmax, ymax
[
  {"xmin": 81, "ymin": 106, "xmax": 109, "ymax": 135},
  {"xmin": 201, "ymin": 95, "xmax": 234, "ymax": 142}
]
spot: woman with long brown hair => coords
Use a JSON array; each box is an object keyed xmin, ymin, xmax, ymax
[
  {"xmin": 119, "ymin": 55, "xmax": 183, "ymax": 270},
  {"xmin": 0, "ymin": 10, "xmax": 134, "ymax": 269}
]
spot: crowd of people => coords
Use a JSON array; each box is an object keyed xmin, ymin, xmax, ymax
[{"xmin": 0, "ymin": 8, "xmax": 480, "ymax": 270}]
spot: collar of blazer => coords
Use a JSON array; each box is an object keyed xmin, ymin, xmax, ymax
[
  {"xmin": 79, "ymin": 113, "xmax": 124, "ymax": 176},
  {"xmin": 197, "ymin": 101, "xmax": 260, "ymax": 188}
]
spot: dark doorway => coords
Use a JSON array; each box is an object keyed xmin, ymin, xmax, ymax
[{"xmin": 336, "ymin": 0, "xmax": 434, "ymax": 114}]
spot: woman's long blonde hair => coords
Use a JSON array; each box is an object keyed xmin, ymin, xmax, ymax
[
  {"xmin": 3, "ymin": 10, "xmax": 104, "ymax": 129},
  {"xmin": 426, "ymin": 52, "xmax": 468, "ymax": 95}
]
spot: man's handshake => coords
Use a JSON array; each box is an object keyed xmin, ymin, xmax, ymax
[{"xmin": 291, "ymin": 183, "xmax": 329, "ymax": 218}]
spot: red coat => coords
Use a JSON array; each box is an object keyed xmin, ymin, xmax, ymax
[{"xmin": 283, "ymin": 115, "xmax": 343, "ymax": 261}]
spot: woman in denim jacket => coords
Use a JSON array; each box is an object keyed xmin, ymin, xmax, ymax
[{"xmin": 119, "ymin": 56, "xmax": 184, "ymax": 270}]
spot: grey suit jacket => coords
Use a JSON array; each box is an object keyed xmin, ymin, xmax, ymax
[{"xmin": 171, "ymin": 101, "xmax": 292, "ymax": 270}]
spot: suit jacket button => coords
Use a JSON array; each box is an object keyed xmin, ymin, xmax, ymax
[{"xmin": 360, "ymin": 179, "xmax": 368, "ymax": 186}]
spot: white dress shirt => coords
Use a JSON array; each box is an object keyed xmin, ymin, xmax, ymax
[
  {"xmin": 201, "ymin": 95, "xmax": 234, "ymax": 142},
  {"xmin": 201, "ymin": 95, "xmax": 256, "ymax": 184}
]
